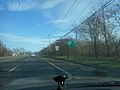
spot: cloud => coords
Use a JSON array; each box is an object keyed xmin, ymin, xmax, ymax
[
  {"xmin": 0, "ymin": 33, "xmax": 56, "ymax": 45},
  {"xmin": 0, "ymin": 32, "xmax": 59, "ymax": 51},
  {"xmin": 45, "ymin": 19, "xmax": 69, "ymax": 25},
  {"xmin": 7, "ymin": 1, "xmax": 38, "ymax": 11},
  {"xmin": 40, "ymin": 0, "xmax": 64, "ymax": 9},
  {"xmin": 0, "ymin": 0, "xmax": 64, "ymax": 11}
]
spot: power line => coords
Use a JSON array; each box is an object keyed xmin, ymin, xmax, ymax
[
  {"xmin": 49, "ymin": 0, "xmax": 78, "ymax": 35},
  {"xmin": 54, "ymin": 0, "xmax": 92, "ymax": 39},
  {"xmin": 59, "ymin": 0, "xmax": 115, "ymax": 40},
  {"xmin": 64, "ymin": 0, "xmax": 82, "ymax": 19},
  {"xmin": 58, "ymin": 0, "xmax": 78, "ymax": 25},
  {"xmin": 52, "ymin": 0, "xmax": 82, "ymax": 38},
  {"xmin": 59, "ymin": 0, "xmax": 82, "ymax": 28},
  {"xmin": 63, "ymin": 0, "xmax": 94, "ymax": 34}
]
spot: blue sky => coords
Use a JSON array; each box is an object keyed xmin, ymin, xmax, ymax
[{"xmin": 0, "ymin": 0, "xmax": 115, "ymax": 52}]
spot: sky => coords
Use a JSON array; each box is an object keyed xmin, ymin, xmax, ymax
[{"xmin": 0, "ymin": 0, "xmax": 116, "ymax": 52}]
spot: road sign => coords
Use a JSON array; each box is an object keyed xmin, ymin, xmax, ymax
[
  {"xmin": 71, "ymin": 41, "xmax": 77, "ymax": 47},
  {"xmin": 55, "ymin": 46, "xmax": 59, "ymax": 51},
  {"xmin": 66, "ymin": 40, "xmax": 72, "ymax": 47},
  {"xmin": 66, "ymin": 40, "xmax": 76, "ymax": 47}
]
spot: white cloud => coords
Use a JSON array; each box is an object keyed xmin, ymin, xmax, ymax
[
  {"xmin": 0, "ymin": 0, "xmax": 64, "ymax": 11},
  {"xmin": 45, "ymin": 19, "xmax": 69, "ymax": 25},
  {"xmin": 40, "ymin": 0, "xmax": 64, "ymax": 9},
  {"xmin": 0, "ymin": 33, "xmax": 58, "ymax": 51},
  {"xmin": 7, "ymin": 1, "xmax": 38, "ymax": 11},
  {"xmin": 0, "ymin": 33, "xmax": 50, "ymax": 45}
]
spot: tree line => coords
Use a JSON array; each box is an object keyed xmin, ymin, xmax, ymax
[
  {"xmin": 0, "ymin": 41, "xmax": 32, "ymax": 57},
  {"xmin": 0, "ymin": 41, "xmax": 12, "ymax": 57}
]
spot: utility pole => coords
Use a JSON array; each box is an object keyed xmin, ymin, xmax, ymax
[
  {"xmin": 67, "ymin": 46, "xmax": 69, "ymax": 58},
  {"xmin": 74, "ymin": 32, "xmax": 78, "ymax": 56},
  {"xmin": 102, "ymin": 0, "xmax": 110, "ymax": 58},
  {"xmin": 48, "ymin": 34, "xmax": 51, "ymax": 44},
  {"xmin": 48, "ymin": 34, "xmax": 51, "ymax": 56},
  {"xmin": 0, "ymin": 41, "xmax": 3, "ymax": 56}
]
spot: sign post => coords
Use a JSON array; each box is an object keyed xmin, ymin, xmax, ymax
[
  {"xmin": 66, "ymin": 40, "xmax": 72, "ymax": 58},
  {"xmin": 67, "ymin": 46, "xmax": 69, "ymax": 58},
  {"xmin": 55, "ymin": 46, "xmax": 59, "ymax": 56},
  {"xmin": 66, "ymin": 40, "xmax": 77, "ymax": 58}
]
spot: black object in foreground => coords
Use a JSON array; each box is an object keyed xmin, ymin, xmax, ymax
[{"xmin": 53, "ymin": 75, "xmax": 68, "ymax": 90}]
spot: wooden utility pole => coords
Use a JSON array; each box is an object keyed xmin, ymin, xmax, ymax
[
  {"xmin": 0, "ymin": 41, "xmax": 3, "ymax": 56},
  {"xmin": 48, "ymin": 34, "xmax": 51, "ymax": 44}
]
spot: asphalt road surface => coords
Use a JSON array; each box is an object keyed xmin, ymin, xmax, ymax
[{"xmin": 0, "ymin": 56, "xmax": 120, "ymax": 90}]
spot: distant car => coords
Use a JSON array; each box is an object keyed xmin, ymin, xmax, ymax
[{"xmin": 31, "ymin": 54, "xmax": 35, "ymax": 56}]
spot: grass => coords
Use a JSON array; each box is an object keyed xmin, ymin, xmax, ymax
[{"xmin": 55, "ymin": 56, "xmax": 120, "ymax": 70}]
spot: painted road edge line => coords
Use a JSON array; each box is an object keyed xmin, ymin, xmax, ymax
[
  {"xmin": 8, "ymin": 66, "xmax": 18, "ymax": 72},
  {"xmin": 42, "ymin": 58, "xmax": 73, "ymax": 77}
]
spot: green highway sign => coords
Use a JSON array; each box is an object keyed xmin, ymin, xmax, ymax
[
  {"xmin": 66, "ymin": 40, "xmax": 76, "ymax": 47},
  {"xmin": 72, "ymin": 41, "xmax": 76, "ymax": 47},
  {"xmin": 66, "ymin": 40, "xmax": 72, "ymax": 47}
]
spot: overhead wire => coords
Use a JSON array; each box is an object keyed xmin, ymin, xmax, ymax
[
  {"xmin": 63, "ymin": 0, "xmax": 82, "ymax": 21},
  {"xmin": 62, "ymin": 0, "xmax": 94, "ymax": 34},
  {"xmin": 49, "ymin": 0, "xmax": 78, "ymax": 35},
  {"xmin": 58, "ymin": 0, "xmax": 78, "ymax": 25},
  {"xmin": 54, "ymin": 0, "xmax": 82, "ymax": 35},
  {"xmin": 59, "ymin": 0, "xmax": 115, "ymax": 40},
  {"xmin": 53, "ymin": 0, "xmax": 82, "ymax": 40}
]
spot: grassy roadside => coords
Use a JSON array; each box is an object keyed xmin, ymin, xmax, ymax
[{"xmin": 54, "ymin": 56, "xmax": 120, "ymax": 70}]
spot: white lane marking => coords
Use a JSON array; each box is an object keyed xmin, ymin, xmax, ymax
[
  {"xmin": 42, "ymin": 58, "xmax": 72, "ymax": 77},
  {"xmin": 8, "ymin": 66, "xmax": 18, "ymax": 72}
]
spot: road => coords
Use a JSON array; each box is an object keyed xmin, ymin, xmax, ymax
[{"xmin": 0, "ymin": 56, "xmax": 120, "ymax": 90}]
